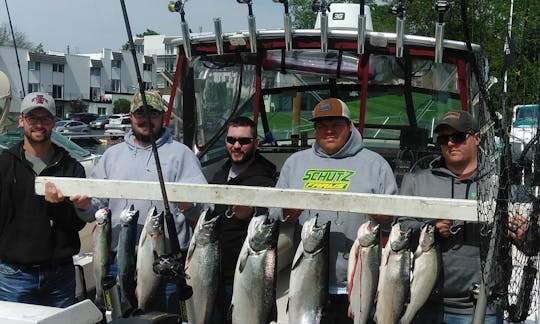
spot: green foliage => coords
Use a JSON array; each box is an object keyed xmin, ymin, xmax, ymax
[
  {"xmin": 122, "ymin": 29, "xmax": 161, "ymax": 50},
  {"xmin": 289, "ymin": 0, "xmax": 539, "ymax": 109},
  {"xmin": 113, "ymin": 98, "xmax": 131, "ymax": 114}
]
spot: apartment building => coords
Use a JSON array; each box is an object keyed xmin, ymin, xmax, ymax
[{"xmin": 0, "ymin": 45, "xmax": 159, "ymax": 118}]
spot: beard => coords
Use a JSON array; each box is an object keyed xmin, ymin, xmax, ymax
[
  {"xmin": 231, "ymin": 147, "xmax": 256, "ymax": 165},
  {"xmin": 133, "ymin": 126, "xmax": 164, "ymax": 144},
  {"xmin": 24, "ymin": 128, "xmax": 51, "ymax": 144}
]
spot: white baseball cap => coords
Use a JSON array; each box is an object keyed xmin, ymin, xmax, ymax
[{"xmin": 20, "ymin": 92, "xmax": 56, "ymax": 116}]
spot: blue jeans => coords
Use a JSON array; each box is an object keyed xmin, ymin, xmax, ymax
[
  {"xmin": 444, "ymin": 312, "xmax": 503, "ymax": 324},
  {"xmin": 0, "ymin": 261, "xmax": 76, "ymax": 308}
]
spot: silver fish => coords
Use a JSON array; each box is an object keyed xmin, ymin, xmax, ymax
[
  {"xmin": 185, "ymin": 209, "xmax": 221, "ymax": 324},
  {"xmin": 347, "ymin": 220, "xmax": 381, "ymax": 324},
  {"xmin": 135, "ymin": 207, "xmax": 165, "ymax": 311},
  {"xmin": 231, "ymin": 215, "xmax": 279, "ymax": 324},
  {"xmin": 400, "ymin": 223, "xmax": 439, "ymax": 324},
  {"xmin": 116, "ymin": 205, "xmax": 139, "ymax": 315},
  {"xmin": 288, "ymin": 215, "xmax": 330, "ymax": 324},
  {"xmin": 374, "ymin": 222, "xmax": 411, "ymax": 324},
  {"xmin": 92, "ymin": 208, "xmax": 112, "ymax": 309}
]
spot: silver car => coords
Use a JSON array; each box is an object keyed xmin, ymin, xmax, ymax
[{"xmin": 55, "ymin": 120, "xmax": 90, "ymax": 134}]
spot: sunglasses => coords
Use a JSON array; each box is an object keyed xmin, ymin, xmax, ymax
[
  {"xmin": 436, "ymin": 132, "xmax": 470, "ymax": 145},
  {"xmin": 133, "ymin": 109, "xmax": 163, "ymax": 118},
  {"xmin": 226, "ymin": 136, "xmax": 255, "ymax": 145}
]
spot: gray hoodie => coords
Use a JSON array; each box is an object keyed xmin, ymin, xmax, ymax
[
  {"xmin": 91, "ymin": 127, "xmax": 207, "ymax": 251},
  {"xmin": 399, "ymin": 157, "xmax": 495, "ymax": 315},
  {"xmin": 271, "ymin": 127, "xmax": 398, "ymax": 291}
]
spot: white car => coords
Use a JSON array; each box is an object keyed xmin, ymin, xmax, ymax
[
  {"xmin": 55, "ymin": 120, "xmax": 90, "ymax": 134},
  {"xmin": 105, "ymin": 114, "xmax": 131, "ymax": 139}
]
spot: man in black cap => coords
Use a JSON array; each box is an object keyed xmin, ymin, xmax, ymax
[{"xmin": 399, "ymin": 111, "xmax": 528, "ymax": 323}]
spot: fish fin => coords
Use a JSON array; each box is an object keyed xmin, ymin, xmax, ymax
[
  {"xmin": 291, "ymin": 241, "xmax": 305, "ymax": 270},
  {"xmin": 227, "ymin": 303, "xmax": 233, "ymax": 322},
  {"xmin": 238, "ymin": 250, "xmax": 248, "ymax": 273}
]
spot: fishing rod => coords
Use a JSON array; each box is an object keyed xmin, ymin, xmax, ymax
[
  {"xmin": 4, "ymin": 0, "xmax": 25, "ymax": 98},
  {"xmin": 118, "ymin": 0, "xmax": 192, "ymax": 311}
]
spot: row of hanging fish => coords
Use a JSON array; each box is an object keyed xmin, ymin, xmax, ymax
[
  {"xmin": 347, "ymin": 221, "xmax": 440, "ymax": 324},
  {"xmin": 92, "ymin": 205, "xmax": 165, "ymax": 315}
]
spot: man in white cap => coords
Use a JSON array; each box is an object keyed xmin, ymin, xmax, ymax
[
  {"xmin": 0, "ymin": 92, "xmax": 92, "ymax": 307},
  {"xmin": 87, "ymin": 90, "xmax": 207, "ymax": 314},
  {"xmin": 271, "ymin": 98, "xmax": 398, "ymax": 323}
]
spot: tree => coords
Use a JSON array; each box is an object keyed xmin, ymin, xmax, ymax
[
  {"xmin": 113, "ymin": 98, "xmax": 131, "ymax": 114},
  {"xmin": 0, "ymin": 23, "xmax": 34, "ymax": 49},
  {"xmin": 289, "ymin": 0, "xmax": 539, "ymax": 109},
  {"xmin": 122, "ymin": 29, "xmax": 160, "ymax": 50}
]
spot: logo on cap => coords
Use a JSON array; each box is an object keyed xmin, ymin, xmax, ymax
[
  {"xmin": 319, "ymin": 103, "xmax": 332, "ymax": 112},
  {"xmin": 32, "ymin": 94, "xmax": 49, "ymax": 105}
]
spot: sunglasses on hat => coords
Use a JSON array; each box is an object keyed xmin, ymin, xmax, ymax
[
  {"xmin": 226, "ymin": 136, "xmax": 255, "ymax": 145},
  {"xmin": 436, "ymin": 132, "xmax": 471, "ymax": 146}
]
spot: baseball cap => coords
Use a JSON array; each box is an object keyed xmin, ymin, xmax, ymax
[
  {"xmin": 310, "ymin": 98, "xmax": 351, "ymax": 121},
  {"xmin": 434, "ymin": 111, "xmax": 478, "ymax": 133},
  {"xmin": 130, "ymin": 90, "xmax": 166, "ymax": 113},
  {"xmin": 20, "ymin": 92, "xmax": 55, "ymax": 116}
]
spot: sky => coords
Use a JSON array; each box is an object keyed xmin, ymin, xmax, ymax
[{"xmin": 1, "ymin": 0, "xmax": 284, "ymax": 54}]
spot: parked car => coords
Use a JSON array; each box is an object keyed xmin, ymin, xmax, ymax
[
  {"xmin": 105, "ymin": 114, "xmax": 131, "ymax": 139},
  {"xmin": 55, "ymin": 120, "xmax": 90, "ymax": 134},
  {"xmin": 68, "ymin": 112, "xmax": 99, "ymax": 124},
  {"xmin": 89, "ymin": 115, "xmax": 110, "ymax": 129}
]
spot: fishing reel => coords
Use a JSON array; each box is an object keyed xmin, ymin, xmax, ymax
[
  {"xmin": 434, "ymin": 0, "xmax": 452, "ymax": 14},
  {"xmin": 167, "ymin": 0, "xmax": 187, "ymax": 13},
  {"xmin": 312, "ymin": 0, "xmax": 331, "ymax": 13},
  {"xmin": 152, "ymin": 253, "xmax": 193, "ymax": 300}
]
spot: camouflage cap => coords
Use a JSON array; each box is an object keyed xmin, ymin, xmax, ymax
[
  {"xmin": 130, "ymin": 90, "xmax": 166, "ymax": 112},
  {"xmin": 434, "ymin": 111, "xmax": 478, "ymax": 133}
]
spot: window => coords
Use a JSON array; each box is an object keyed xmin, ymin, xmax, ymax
[
  {"xmin": 90, "ymin": 67, "xmax": 101, "ymax": 76},
  {"xmin": 165, "ymin": 44, "xmax": 175, "ymax": 55},
  {"xmin": 135, "ymin": 45, "xmax": 144, "ymax": 54},
  {"xmin": 143, "ymin": 82, "xmax": 153, "ymax": 90},
  {"xmin": 28, "ymin": 83, "xmax": 40, "ymax": 93},
  {"xmin": 143, "ymin": 63, "xmax": 152, "ymax": 71},
  {"xmin": 53, "ymin": 64, "xmax": 64, "ymax": 73},
  {"xmin": 165, "ymin": 57, "xmax": 175, "ymax": 72},
  {"xmin": 111, "ymin": 60, "xmax": 121, "ymax": 69},
  {"xmin": 28, "ymin": 62, "xmax": 40, "ymax": 71},
  {"xmin": 111, "ymin": 79, "xmax": 121, "ymax": 92},
  {"xmin": 52, "ymin": 85, "xmax": 63, "ymax": 99},
  {"xmin": 90, "ymin": 87, "xmax": 100, "ymax": 100}
]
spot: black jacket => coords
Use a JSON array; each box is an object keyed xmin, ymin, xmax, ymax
[
  {"xmin": 210, "ymin": 152, "xmax": 276, "ymax": 284},
  {"xmin": 0, "ymin": 141, "xmax": 86, "ymax": 265}
]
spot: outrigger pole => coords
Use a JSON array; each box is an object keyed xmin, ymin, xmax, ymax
[{"xmin": 118, "ymin": 0, "xmax": 192, "ymax": 315}]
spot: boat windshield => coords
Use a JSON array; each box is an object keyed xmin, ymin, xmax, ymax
[{"xmin": 190, "ymin": 49, "xmax": 478, "ymax": 164}]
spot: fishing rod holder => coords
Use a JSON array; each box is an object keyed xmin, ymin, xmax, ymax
[
  {"xmin": 389, "ymin": 1, "xmax": 406, "ymax": 58},
  {"xmin": 357, "ymin": 1, "xmax": 366, "ymax": 54},
  {"xmin": 312, "ymin": 0, "xmax": 331, "ymax": 52},
  {"xmin": 168, "ymin": 0, "xmax": 192, "ymax": 59},
  {"xmin": 214, "ymin": 18, "xmax": 224, "ymax": 55},
  {"xmin": 273, "ymin": 0, "xmax": 293, "ymax": 51},
  {"xmin": 237, "ymin": 0, "xmax": 258, "ymax": 53},
  {"xmin": 433, "ymin": 0, "xmax": 452, "ymax": 63}
]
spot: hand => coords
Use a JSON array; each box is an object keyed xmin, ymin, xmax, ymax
[
  {"xmin": 282, "ymin": 208, "xmax": 303, "ymax": 222},
  {"xmin": 44, "ymin": 181, "xmax": 65, "ymax": 204},
  {"xmin": 435, "ymin": 219, "xmax": 453, "ymax": 238},
  {"xmin": 508, "ymin": 214, "xmax": 529, "ymax": 242},
  {"xmin": 370, "ymin": 214, "xmax": 392, "ymax": 224},
  {"xmin": 232, "ymin": 205, "xmax": 253, "ymax": 220},
  {"xmin": 178, "ymin": 202, "xmax": 193, "ymax": 212},
  {"xmin": 70, "ymin": 195, "xmax": 92, "ymax": 211}
]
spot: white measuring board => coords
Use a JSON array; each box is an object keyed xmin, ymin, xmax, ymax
[{"xmin": 35, "ymin": 176, "xmax": 479, "ymax": 221}]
